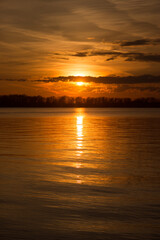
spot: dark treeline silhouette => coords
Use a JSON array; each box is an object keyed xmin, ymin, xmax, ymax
[{"xmin": 0, "ymin": 95, "xmax": 160, "ymax": 108}]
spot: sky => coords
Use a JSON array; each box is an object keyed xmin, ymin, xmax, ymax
[{"xmin": 0, "ymin": 0, "xmax": 160, "ymax": 98}]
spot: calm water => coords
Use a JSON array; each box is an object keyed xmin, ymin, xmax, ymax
[{"xmin": 0, "ymin": 108, "xmax": 160, "ymax": 240}]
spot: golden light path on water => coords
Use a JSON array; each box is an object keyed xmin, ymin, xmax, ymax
[{"xmin": 76, "ymin": 113, "xmax": 84, "ymax": 184}]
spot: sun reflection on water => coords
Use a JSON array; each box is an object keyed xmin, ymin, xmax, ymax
[
  {"xmin": 76, "ymin": 116, "xmax": 83, "ymax": 155},
  {"xmin": 76, "ymin": 114, "xmax": 84, "ymax": 183}
]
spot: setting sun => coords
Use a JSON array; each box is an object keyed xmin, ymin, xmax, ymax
[{"xmin": 76, "ymin": 82, "xmax": 84, "ymax": 86}]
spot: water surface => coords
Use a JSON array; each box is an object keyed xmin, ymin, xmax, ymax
[{"xmin": 0, "ymin": 108, "xmax": 160, "ymax": 240}]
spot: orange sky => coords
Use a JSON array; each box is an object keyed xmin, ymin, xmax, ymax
[{"xmin": 0, "ymin": 0, "xmax": 160, "ymax": 98}]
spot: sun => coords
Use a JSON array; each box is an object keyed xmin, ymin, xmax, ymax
[{"xmin": 76, "ymin": 82, "xmax": 84, "ymax": 86}]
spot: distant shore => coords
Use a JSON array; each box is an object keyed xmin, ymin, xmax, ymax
[{"xmin": 0, "ymin": 95, "xmax": 160, "ymax": 108}]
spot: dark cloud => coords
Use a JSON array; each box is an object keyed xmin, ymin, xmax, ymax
[
  {"xmin": 73, "ymin": 52, "xmax": 88, "ymax": 57},
  {"xmin": 0, "ymin": 78, "xmax": 27, "ymax": 82},
  {"xmin": 108, "ymin": 52, "xmax": 160, "ymax": 62},
  {"xmin": 32, "ymin": 75, "xmax": 160, "ymax": 85},
  {"xmin": 120, "ymin": 39, "xmax": 151, "ymax": 46},
  {"xmin": 120, "ymin": 39, "xmax": 160, "ymax": 46},
  {"xmin": 106, "ymin": 57, "xmax": 116, "ymax": 61},
  {"xmin": 72, "ymin": 50, "xmax": 160, "ymax": 62},
  {"xmin": 123, "ymin": 53, "xmax": 160, "ymax": 62}
]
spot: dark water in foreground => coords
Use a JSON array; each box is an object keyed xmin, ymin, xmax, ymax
[{"xmin": 0, "ymin": 108, "xmax": 160, "ymax": 240}]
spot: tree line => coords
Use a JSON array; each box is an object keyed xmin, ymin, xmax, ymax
[{"xmin": 0, "ymin": 95, "xmax": 160, "ymax": 107}]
